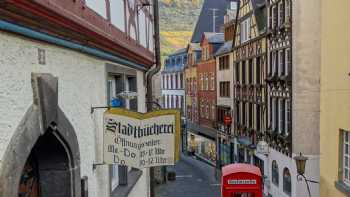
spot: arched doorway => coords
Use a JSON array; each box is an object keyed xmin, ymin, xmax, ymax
[
  {"xmin": 18, "ymin": 128, "xmax": 73, "ymax": 197},
  {"xmin": 0, "ymin": 74, "xmax": 81, "ymax": 197}
]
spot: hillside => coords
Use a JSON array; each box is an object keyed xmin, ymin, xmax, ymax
[{"xmin": 159, "ymin": 0, "xmax": 204, "ymax": 64}]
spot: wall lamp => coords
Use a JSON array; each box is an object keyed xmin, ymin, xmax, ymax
[{"xmin": 293, "ymin": 152, "xmax": 319, "ymax": 197}]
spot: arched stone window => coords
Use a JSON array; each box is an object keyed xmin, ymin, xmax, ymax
[
  {"xmin": 272, "ymin": 160, "xmax": 279, "ymax": 186},
  {"xmin": 283, "ymin": 168, "xmax": 292, "ymax": 195}
]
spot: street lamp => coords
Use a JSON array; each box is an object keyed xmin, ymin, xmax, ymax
[{"xmin": 293, "ymin": 152, "xmax": 319, "ymax": 197}]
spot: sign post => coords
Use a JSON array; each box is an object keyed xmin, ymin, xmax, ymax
[{"xmin": 103, "ymin": 108, "xmax": 181, "ymax": 169}]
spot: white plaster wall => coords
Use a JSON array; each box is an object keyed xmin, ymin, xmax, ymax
[
  {"xmin": 254, "ymin": 149, "xmax": 319, "ymax": 197},
  {"xmin": 216, "ymin": 53, "xmax": 234, "ymax": 108},
  {"xmin": 0, "ymin": 31, "xmax": 149, "ymax": 197}
]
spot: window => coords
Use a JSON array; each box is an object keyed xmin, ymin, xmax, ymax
[
  {"xmin": 249, "ymin": 103, "xmax": 253, "ymax": 129},
  {"xmin": 204, "ymin": 73, "xmax": 209, "ymax": 90},
  {"xmin": 107, "ymin": 72, "xmax": 138, "ymax": 190},
  {"xmin": 162, "ymin": 75, "xmax": 165, "ymax": 89},
  {"xmin": 166, "ymin": 75, "xmax": 169, "ymax": 89},
  {"xmin": 273, "ymin": 5, "xmax": 278, "ymax": 28},
  {"xmin": 200, "ymin": 74, "xmax": 203, "ymax": 90},
  {"xmin": 272, "ymin": 52, "xmax": 277, "ymax": 75},
  {"xmin": 285, "ymin": 99, "xmax": 291, "ymax": 136},
  {"xmin": 219, "ymin": 56, "xmax": 230, "ymax": 70},
  {"xmin": 235, "ymin": 103, "xmax": 240, "ymax": 125},
  {"xmin": 279, "ymin": 50, "xmax": 285, "ymax": 76},
  {"xmin": 279, "ymin": 99, "xmax": 285, "ymax": 134},
  {"xmin": 180, "ymin": 73, "xmax": 184, "ymax": 89},
  {"xmin": 110, "ymin": 0, "xmax": 125, "ymax": 31},
  {"xmin": 285, "ymin": 48, "xmax": 291, "ymax": 76},
  {"xmin": 275, "ymin": 98, "xmax": 279, "ymax": 132},
  {"xmin": 211, "ymin": 73, "xmax": 215, "ymax": 91},
  {"xmin": 256, "ymin": 105, "xmax": 261, "ymax": 132},
  {"xmin": 240, "ymin": 18, "xmax": 251, "ymax": 43},
  {"xmin": 278, "ymin": 1, "xmax": 285, "ymax": 26},
  {"xmin": 343, "ymin": 130, "xmax": 350, "ymax": 186},
  {"xmin": 85, "ymin": 0, "xmax": 107, "ymax": 18},
  {"xmin": 242, "ymin": 61, "xmax": 246, "ymax": 84},
  {"xmin": 272, "ymin": 160, "xmax": 279, "ymax": 186},
  {"xmin": 272, "ymin": 97, "xmax": 276, "ymax": 130},
  {"xmin": 285, "ymin": 0, "xmax": 291, "ymax": 22},
  {"xmin": 242, "ymin": 102, "xmax": 246, "ymax": 126},
  {"xmin": 211, "ymin": 104, "xmax": 216, "ymax": 120},
  {"xmin": 175, "ymin": 73, "xmax": 178, "ymax": 89},
  {"xmin": 170, "ymin": 75, "xmax": 173, "ymax": 89},
  {"xmin": 283, "ymin": 168, "xmax": 291, "ymax": 195},
  {"xmin": 235, "ymin": 63, "xmax": 240, "ymax": 82},
  {"xmin": 256, "ymin": 57, "xmax": 261, "ymax": 84},
  {"xmin": 249, "ymin": 59, "xmax": 253, "ymax": 84},
  {"xmin": 220, "ymin": 82, "xmax": 230, "ymax": 97}
]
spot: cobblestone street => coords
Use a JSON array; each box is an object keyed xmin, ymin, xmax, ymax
[{"xmin": 155, "ymin": 154, "xmax": 221, "ymax": 197}]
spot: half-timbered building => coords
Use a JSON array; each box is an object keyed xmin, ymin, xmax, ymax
[
  {"xmin": 232, "ymin": 0, "xmax": 267, "ymax": 167},
  {"xmin": 0, "ymin": 0, "xmax": 157, "ymax": 196}
]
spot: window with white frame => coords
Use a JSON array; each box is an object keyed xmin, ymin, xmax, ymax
[
  {"xmin": 211, "ymin": 104, "xmax": 216, "ymax": 120},
  {"xmin": 210, "ymin": 72, "xmax": 215, "ymax": 91},
  {"xmin": 343, "ymin": 130, "xmax": 350, "ymax": 186},
  {"xmin": 107, "ymin": 72, "xmax": 138, "ymax": 191},
  {"xmin": 204, "ymin": 73, "xmax": 209, "ymax": 90},
  {"xmin": 240, "ymin": 18, "xmax": 251, "ymax": 43},
  {"xmin": 278, "ymin": 1, "xmax": 285, "ymax": 26},
  {"xmin": 285, "ymin": 0, "xmax": 291, "ymax": 23},
  {"xmin": 85, "ymin": 0, "xmax": 107, "ymax": 18},
  {"xmin": 285, "ymin": 48, "xmax": 291, "ymax": 76},
  {"xmin": 272, "ymin": 52, "xmax": 277, "ymax": 75},
  {"xmin": 271, "ymin": 97, "xmax": 275, "ymax": 130},
  {"xmin": 279, "ymin": 50, "xmax": 285, "ymax": 76},
  {"xmin": 206, "ymin": 103, "xmax": 209, "ymax": 119},
  {"xmin": 279, "ymin": 99, "xmax": 286, "ymax": 134},
  {"xmin": 285, "ymin": 99, "xmax": 290, "ymax": 136},
  {"xmin": 110, "ymin": 0, "xmax": 125, "ymax": 32}
]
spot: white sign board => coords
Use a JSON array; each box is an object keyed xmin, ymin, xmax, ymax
[
  {"xmin": 103, "ymin": 108, "xmax": 180, "ymax": 169},
  {"xmin": 256, "ymin": 140, "xmax": 270, "ymax": 155},
  {"xmin": 228, "ymin": 179, "xmax": 257, "ymax": 185}
]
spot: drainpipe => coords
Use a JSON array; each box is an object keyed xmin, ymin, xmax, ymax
[{"xmin": 145, "ymin": 0, "xmax": 161, "ymax": 197}]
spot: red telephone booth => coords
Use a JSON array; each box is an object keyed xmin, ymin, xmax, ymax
[{"xmin": 221, "ymin": 164, "xmax": 262, "ymax": 197}]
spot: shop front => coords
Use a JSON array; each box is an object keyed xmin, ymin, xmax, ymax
[
  {"xmin": 186, "ymin": 121, "xmax": 217, "ymax": 165},
  {"xmin": 188, "ymin": 132, "xmax": 217, "ymax": 165}
]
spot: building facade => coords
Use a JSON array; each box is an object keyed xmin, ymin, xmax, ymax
[
  {"xmin": 161, "ymin": 48, "xmax": 187, "ymax": 114},
  {"xmin": 214, "ymin": 1, "xmax": 238, "ymax": 167},
  {"xmin": 319, "ymin": 0, "xmax": 350, "ymax": 196},
  {"xmin": 0, "ymin": 0, "xmax": 157, "ymax": 197},
  {"xmin": 232, "ymin": 0, "xmax": 267, "ymax": 169}
]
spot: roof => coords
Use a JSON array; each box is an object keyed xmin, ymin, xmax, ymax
[
  {"xmin": 188, "ymin": 43, "xmax": 202, "ymax": 51},
  {"xmin": 191, "ymin": 0, "xmax": 231, "ymax": 43},
  {"xmin": 215, "ymin": 41, "xmax": 233, "ymax": 56},
  {"xmin": 222, "ymin": 164, "xmax": 262, "ymax": 177},
  {"xmin": 203, "ymin": 32, "xmax": 225, "ymax": 44},
  {"xmin": 168, "ymin": 48, "xmax": 187, "ymax": 57}
]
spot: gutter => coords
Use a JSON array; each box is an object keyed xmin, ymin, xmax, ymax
[
  {"xmin": 0, "ymin": 20, "xmax": 148, "ymax": 71},
  {"xmin": 145, "ymin": 1, "xmax": 161, "ymax": 197}
]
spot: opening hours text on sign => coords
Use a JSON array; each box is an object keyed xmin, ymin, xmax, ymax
[{"xmin": 103, "ymin": 108, "xmax": 181, "ymax": 169}]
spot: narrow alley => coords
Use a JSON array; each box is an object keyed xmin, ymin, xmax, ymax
[{"xmin": 155, "ymin": 154, "xmax": 221, "ymax": 197}]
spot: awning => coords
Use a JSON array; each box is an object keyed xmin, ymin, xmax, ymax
[
  {"xmin": 237, "ymin": 136, "xmax": 253, "ymax": 146},
  {"xmin": 186, "ymin": 121, "xmax": 217, "ymax": 140}
]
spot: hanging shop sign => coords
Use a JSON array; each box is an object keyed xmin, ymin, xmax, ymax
[{"xmin": 103, "ymin": 108, "xmax": 181, "ymax": 169}]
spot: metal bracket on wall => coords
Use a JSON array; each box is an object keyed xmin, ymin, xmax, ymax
[
  {"xmin": 90, "ymin": 106, "xmax": 110, "ymax": 114},
  {"xmin": 92, "ymin": 163, "xmax": 106, "ymax": 170}
]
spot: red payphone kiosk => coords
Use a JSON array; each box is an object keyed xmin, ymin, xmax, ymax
[{"xmin": 221, "ymin": 164, "xmax": 262, "ymax": 197}]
